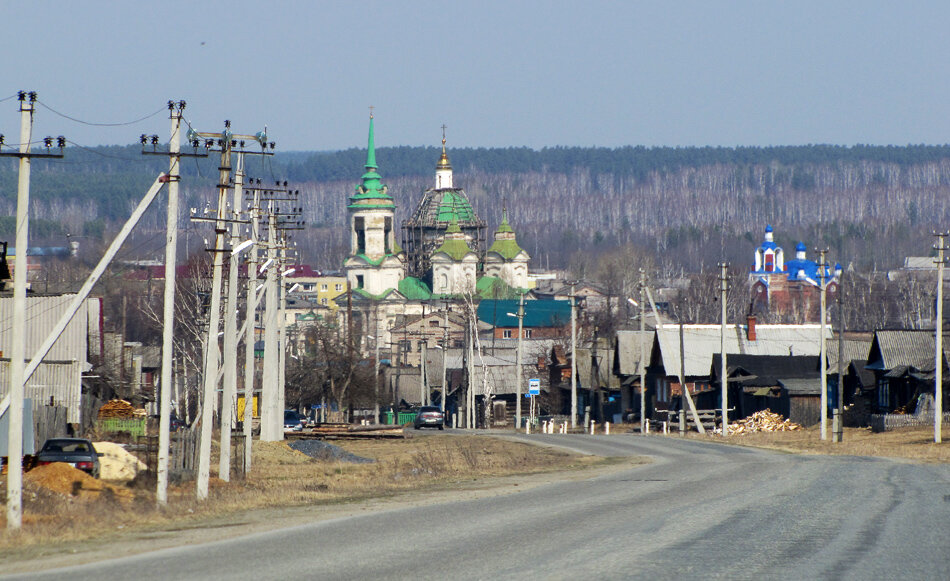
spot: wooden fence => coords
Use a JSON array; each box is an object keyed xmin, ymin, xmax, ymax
[
  {"xmin": 137, "ymin": 430, "xmax": 247, "ymax": 482},
  {"xmin": 868, "ymin": 411, "xmax": 950, "ymax": 432}
]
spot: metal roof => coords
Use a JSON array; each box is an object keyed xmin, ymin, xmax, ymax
[
  {"xmin": 867, "ymin": 330, "xmax": 936, "ymax": 372},
  {"xmin": 614, "ymin": 330, "xmax": 652, "ymax": 376},
  {"xmin": 654, "ymin": 324, "xmax": 830, "ymax": 378},
  {"xmin": 826, "ymin": 339, "xmax": 872, "ymax": 371}
]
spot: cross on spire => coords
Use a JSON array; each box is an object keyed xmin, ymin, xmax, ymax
[{"xmin": 369, "ymin": 105, "xmax": 374, "ymax": 119}]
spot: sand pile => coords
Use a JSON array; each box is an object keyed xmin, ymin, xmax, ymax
[
  {"xmin": 24, "ymin": 463, "xmax": 134, "ymax": 503},
  {"xmin": 93, "ymin": 441, "xmax": 147, "ymax": 480}
]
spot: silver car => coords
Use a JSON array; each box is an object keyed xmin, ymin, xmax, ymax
[{"xmin": 413, "ymin": 406, "xmax": 445, "ymax": 430}]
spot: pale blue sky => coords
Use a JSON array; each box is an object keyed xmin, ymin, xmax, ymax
[{"xmin": 4, "ymin": 1, "xmax": 950, "ymax": 151}]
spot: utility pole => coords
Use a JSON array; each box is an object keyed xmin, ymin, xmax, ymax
[
  {"xmin": 834, "ymin": 263, "xmax": 845, "ymax": 444},
  {"xmin": 374, "ymin": 302, "xmax": 381, "ymax": 422},
  {"xmin": 420, "ymin": 342, "xmax": 428, "ymax": 406},
  {"xmin": 818, "ymin": 248, "xmax": 829, "ymax": 441},
  {"xmin": 719, "ymin": 262, "xmax": 729, "ymax": 436},
  {"xmin": 2, "ymin": 91, "xmax": 64, "ymax": 530},
  {"xmin": 243, "ymin": 178, "xmax": 262, "ymax": 469},
  {"xmin": 515, "ymin": 291, "xmax": 525, "ymax": 430},
  {"xmin": 639, "ymin": 270, "xmax": 647, "ymax": 435},
  {"xmin": 148, "ymin": 101, "xmax": 193, "ymax": 505},
  {"xmin": 570, "ymin": 283, "xmax": 577, "ymax": 429},
  {"xmin": 260, "ymin": 210, "xmax": 280, "ymax": 440},
  {"xmin": 440, "ymin": 303, "xmax": 448, "ymax": 414},
  {"xmin": 935, "ymin": 232, "xmax": 946, "ymax": 444}
]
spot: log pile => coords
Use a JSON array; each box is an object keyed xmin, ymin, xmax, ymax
[
  {"xmin": 729, "ymin": 410, "xmax": 803, "ymax": 435},
  {"xmin": 290, "ymin": 424, "xmax": 406, "ymax": 440},
  {"xmin": 97, "ymin": 399, "xmax": 145, "ymax": 420}
]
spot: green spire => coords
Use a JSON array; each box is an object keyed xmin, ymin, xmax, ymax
[
  {"xmin": 349, "ymin": 114, "xmax": 392, "ymax": 205},
  {"xmin": 365, "ymin": 115, "xmax": 377, "ymax": 170}
]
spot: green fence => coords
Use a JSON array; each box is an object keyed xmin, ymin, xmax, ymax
[
  {"xmin": 98, "ymin": 418, "xmax": 147, "ymax": 437},
  {"xmin": 382, "ymin": 412, "xmax": 418, "ymax": 425}
]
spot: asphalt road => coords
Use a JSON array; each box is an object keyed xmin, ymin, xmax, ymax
[{"xmin": 5, "ymin": 434, "xmax": 949, "ymax": 580}]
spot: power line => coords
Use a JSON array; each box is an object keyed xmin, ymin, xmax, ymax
[{"xmin": 36, "ymin": 100, "xmax": 167, "ymax": 127}]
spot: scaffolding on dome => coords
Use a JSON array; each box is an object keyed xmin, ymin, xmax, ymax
[{"xmin": 401, "ymin": 187, "xmax": 486, "ymax": 281}]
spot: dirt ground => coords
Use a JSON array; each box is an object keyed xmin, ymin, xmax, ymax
[
  {"xmin": 682, "ymin": 423, "xmax": 950, "ymax": 462},
  {"xmin": 0, "ymin": 433, "xmax": 622, "ymax": 566}
]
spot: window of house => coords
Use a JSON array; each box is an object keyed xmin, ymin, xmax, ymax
[
  {"xmin": 503, "ymin": 329, "xmax": 512, "ymax": 338},
  {"xmin": 321, "ymin": 298, "xmax": 327, "ymax": 305},
  {"xmin": 320, "ymin": 283, "xmax": 327, "ymax": 291},
  {"xmin": 524, "ymin": 329, "xmax": 532, "ymax": 338},
  {"xmin": 303, "ymin": 284, "xmax": 314, "ymax": 291},
  {"xmin": 878, "ymin": 379, "xmax": 890, "ymax": 409},
  {"xmin": 335, "ymin": 283, "xmax": 343, "ymax": 291},
  {"xmin": 429, "ymin": 320, "xmax": 440, "ymax": 327}
]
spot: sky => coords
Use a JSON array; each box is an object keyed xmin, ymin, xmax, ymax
[{"xmin": 4, "ymin": 1, "xmax": 950, "ymax": 152}]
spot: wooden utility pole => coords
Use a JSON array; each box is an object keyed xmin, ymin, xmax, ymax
[
  {"xmin": 719, "ymin": 262, "xmax": 729, "ymax": 436},
  {"xmin": 935, "ymin": 232, "xmax": 946, "ymax": 444}
]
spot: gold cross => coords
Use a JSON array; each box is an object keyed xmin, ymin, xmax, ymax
[{"xmin": 369, "ymin": 105, "xmax": 375, "ymax": 119}]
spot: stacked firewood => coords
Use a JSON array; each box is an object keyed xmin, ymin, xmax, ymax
[
  {"xmin": 97, "ymin": 399, "xmax": 138, "ymax": 419},
  {"xmin": 729, "ymin": 410, "xmax": 803, "ymax": 434}
]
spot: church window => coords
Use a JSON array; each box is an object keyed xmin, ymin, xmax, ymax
[
  {"xmin": 384, "ymin": 217, "xmax": 392, "ymax": 254},
  {"xmin": 356, "ymin": 275, "xmax": 364, "ymax": 289},
  {"xmin": 355, "ymin": 217, "xmax": 366, "ymax": 254},
  {"xmin": 765, "ymin": 252, "xmax": 774, "ymax": 272}
]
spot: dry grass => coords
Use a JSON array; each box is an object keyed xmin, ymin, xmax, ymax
[
  {"xmin": 0, "ymin": 435, "xmax": 593, "ymax": 554},
  {"xmin": 692, "ymin": 424, "xmax": 950, "ymax": 462}
]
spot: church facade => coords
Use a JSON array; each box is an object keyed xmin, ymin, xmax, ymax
[
  {"xmin": 749, "ymin": 225, "xmax": 840, "ymax": 323},
  {"xmin": 343, "ymin": 116, "xmax": 530, "ymax": 302}
]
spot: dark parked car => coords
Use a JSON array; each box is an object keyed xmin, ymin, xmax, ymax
[
  {"xmin": 284, "ymin": 410, "xmax": 304, "ymax": 432},
  {"xmin": 36, "ymin": 438, "xmax": 102, "ymax": 478},
  {"xmin": 413, "ymin": 406, "xmax": 445, "ymax": 430}
]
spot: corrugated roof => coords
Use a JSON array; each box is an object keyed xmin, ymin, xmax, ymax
[
  {"xmin": 575, "ymin": 347, "xmax": 619, "ymax": 389},
  {"xmin": 826, "ymin": 339, "xmax": 872, "ymax": 371},
  {"xmin": 868, "ymin": 330, "xmax": 935, "ymax": 372},
  {"xmin": 0, "ymin": 294, "xmax": 89, "ymax": 365},
  {"xmin": 779, "ymin": 377, "xmax": 821, "ymax": 395},
  {"xmin": 615, "ymin": 330, "xmax": 652, "ymax": 376},
  {"xmin": 654, "ymin": 324, "xmax": 829, "ymax": 378}
]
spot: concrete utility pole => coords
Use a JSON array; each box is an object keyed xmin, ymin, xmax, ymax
[
  {"xmin": 218, "ymin": 151, "xmax": 246, "ymax": 481},
  {"xmin": 819, "ymin": 248, "xmax": 829, "ymax": 442},
  {"xmin": 374, "ymin": 303, "xmax": 381, "ymax": 422},
  {"xmin": 278, "ymin": 246, "xmax": 290, "ymax": 425},
  {"xmin": 719, "ymin": 262, "xmax": 729, "ymax": 436},
  {"xmin": 639, "ymin": 270, "xmax": 647, "ymax": 435},
  {"xmin": 260, "ymin": 210, "xmax": 280, "ymax": 440},
  {"xmin": 440, "ymin": 304, "xmax": 448, "ymax": 413},
  {"xmin": 243, "ymin": 181, "xmax": 261, "ymax": 469},
  {"xmin": 515, "ymin": 291, "xmax": 525, "ymax": 429},
  {"xmin": 420, "ymin": 342, "xmax": 428, "ymax": 406},
  {"xmin": 570, "ymin": 283, "xmax": 577, "ymax": 429},
  {"xmin": 935, "ymin": 232, "xmax": 946, "ymax": 444},
  {"xmin": 834, "ymin": 264, "xmax": 845, "ymax": 444},
  {"xmin": 195, "ymin": 124, "xmax": 233, "ymax": 501},
  {"xmin": 2, "ymin": 92, "xmax": 64, "ymax": 530},
  {"xmin": 156, "ymin": 101, "xmax": 185, "ymax": 504}
]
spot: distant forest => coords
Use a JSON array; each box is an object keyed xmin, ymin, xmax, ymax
[{"xmin": 2, "ymin": 142, "xmax": 950, "ymax": 276}]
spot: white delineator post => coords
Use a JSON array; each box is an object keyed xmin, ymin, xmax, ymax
[
  {"xmin": 6, "ymin": 94, "xmax": 34, "ymax": 530},
  {"xmin": 157, "ymin": 104, "xmax": 182, "ymax": 505}
]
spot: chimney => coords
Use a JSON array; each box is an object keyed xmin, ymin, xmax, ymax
[{"xmin": 746, "ymin": 315, "xmax": 757, "ymax": 341}]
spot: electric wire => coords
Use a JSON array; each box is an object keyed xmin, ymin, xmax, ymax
[{"xmin": 36, "ymin": 100, "xmax": 167, "ymax": 127}]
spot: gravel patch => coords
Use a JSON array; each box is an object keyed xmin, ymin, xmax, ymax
[{"xmin": 289, "ymin": 440, "xmax": 375, "ymax": 464}]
